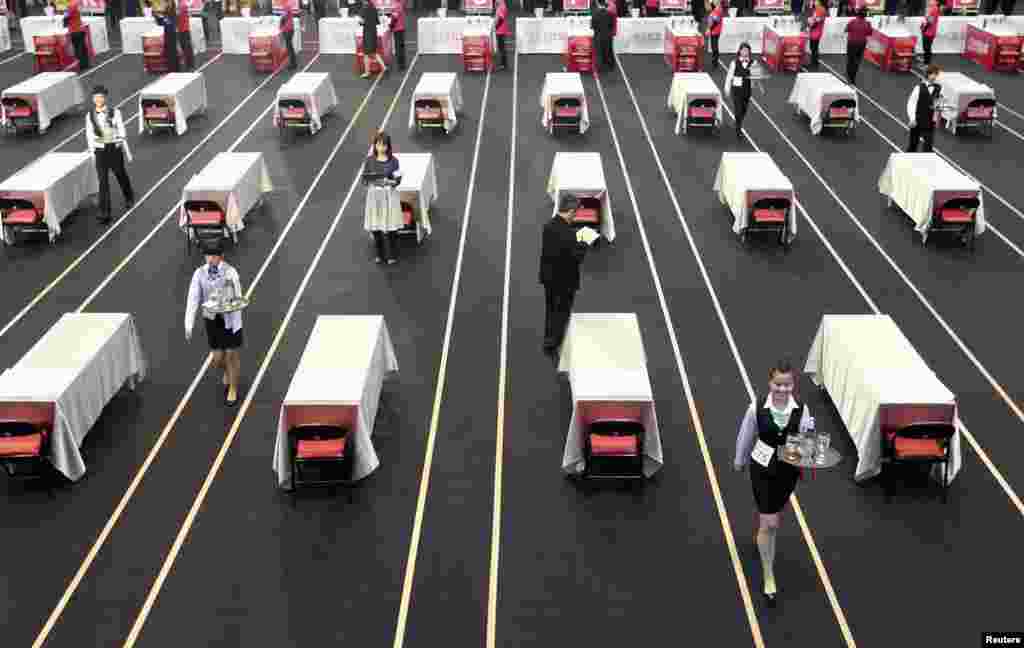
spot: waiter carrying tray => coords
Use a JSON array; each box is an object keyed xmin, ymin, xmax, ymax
[
  {"xmin": 85, "ymin": 85, "xmax": 135, "ymax": 225},
  {"xmin": 539, "ymin": 194, "xmax": 598, "ymax": 356},
  {"xmin": 185, "ymin": 239, "xmax": 245, "ymax": 407}
]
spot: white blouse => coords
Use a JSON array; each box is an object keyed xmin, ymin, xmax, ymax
[
  {"xmin": 185, "ymin": 262, "xmax": 244, "ymax": 336},
  {"xmin": 733, "ymin": 396, "xmax": 813, "ymax": 470}
]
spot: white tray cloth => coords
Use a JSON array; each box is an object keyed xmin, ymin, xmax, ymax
[
  {"xmin": 395, "ymin": 152, "xmax": 437, "ymax": 242},
  {"xmin": 667, "ymin": 72, "xmax": 723, "ymax": 135},
  {"xmin": 416, "ymin": 17, "xmax": 495, "ymax": 54},
  {"xmin": 557, "ymin": 313, "xmax": 663, "ymax": 477},
  {"xmin": 20, "ymin": 16, "xmax": 109, "ymax": 53},
  {"xmin": 877, "ymin": 153, "xmax": 985, "ymax": 243},
  {"xmin": 0, "ymin": 16, "xmax": 11, "ymax": 53},
  {"xmin": 220, "ymin": 16, "xmax": 301, "ymax": 54},
  {"xmin": 137, "ymin": 72, "xmax": 207, "ymax": 136},
  {"xmin": 273, "ymin": 315, "xmax": 399, "ymax": 489},
  {"xmin": 120, "ymin": 16, "xmax": 206, "ymax": 54},
  {"xmin": 546, "ymin": 151, "xmax": 615, "ymax": 242},
  {"xmin": 616, "ymin": 17, "xmax": 671, "ymax": 54},
  {"xmin": 0, "ymin": 313, "xmax": 147, "ymax": 481},
  {"xmin": 0, "ymin": 152, "xmax": 97, "ymax": 243},
  {"xmin": 2, "ymin": 72, "xmax": 85, "ymax": 134},
  {"xmin": 713, "ymin": 152, "xmax": 796, "ymax": 241},
  {"xmin": 935, "ymin": 71, "xmax": 995, "ymax": 125},
  {"xmin": 408, "ymin": 72, "xmax": 463, "ymax": 133},
  {"xmin": 804, "ymin": 314, "xmax": 961, "ymax": 483},
  {"xmin": 540, "ymin": 72, "xmax": 590, "ymax": 133},
  {"xmin": 273, "ymin": 72, "xmax": 338, "ymax": 134},
  {"xmin": 179, "ymin": 152, "xmax": 272, "ymax": 233},
  {"xmin": 787, "ymin": 72, "xmax": 858, "ymax": 135}
]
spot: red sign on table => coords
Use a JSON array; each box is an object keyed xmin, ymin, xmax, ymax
[
  {"xmin": 464, "ymin": 0, "xmax": 493, "ymax": 10},
  {"xmin": 564, "ymin": 0, "xmax": 590, "ymax": 11}
]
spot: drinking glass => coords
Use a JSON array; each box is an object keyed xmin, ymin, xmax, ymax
[
  {"xmin": 816, "ymin": 431, "xmax": 831, "ymax": 465},
  {"xmin": 800, "ymin": 434, "xmax": 816, "ymax": 464}
]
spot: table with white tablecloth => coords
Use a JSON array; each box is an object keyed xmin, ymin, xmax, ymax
[
  {"xmin": 713, "ymin": 152, "xmax": 796, "ymax": 241},
  {"xmin": 20, "ymin": 15, "xmax": 109, "ymax": 53},
  {"xmin": 138, "ymin": 72, "xmax": 207, "ymax": 136},
  {"xmin": 408, "ymin": 72, "xmax": 463, "ymax": 133},
  {"xmin": 668, "ymin": 72, "xmax": 722, "ymax": 135},
  {"xmin": 273, "ymin": 72, "xmax": 338, "ymax": 134},
  {"xmin": 787, "ymin": 72, "xmax": 858, "ymax": 135},
  {"xmin": 120, "ymin": 16, "xmax": 207, "ymax": 54},
  {"xmin": 273, "ymin": 315, "xmax": 398, "ymax": 490},
  {"xmin": 819, "ymin": 16, "xmax": 978, "ymax": 54},
  {"xmin": 547, "ymin": 151, "xmax": 615, "ymax": 242},
  {"xmin": 0, "ymin": 313, "xmax": 147, "ymax": 482},
  {"xmin": 804, "ymin": 314, "xmax": 961, "ymax": 483},
  {"xmin": 935, "ymin": 71, "xmax": 995, "ymax": 131},
  {"xmin": 878, "ymin": 152, "xmax": 985, "ymax": 243},
  {"xmin": 2, "ymin": 71, "xmax": 84, "ymax": 133},
  {"xmin": 719, "ymin": 17, "xmax": 771, "ymax": 54},
  {"xmin": 516, "ymin": 16, "xmax": 590, "ymax": 54},
  {"xmin": 540, "ymin": 72, "xmax": 590, "ymax": 133},
  {"xmin": 179, "ymin": 152, "xmax": 273, "ymax": 234},
  {"xmin": 0, "ymin": 152, "xmax": 97, "ymax": 244},
  {"xmin": 395, "ymin": 152, "xmax": 437, "ymax": 243},
  {"xmin": 220, "ymin": 16, "xmax": 301, "ymax": 54},
  {"xmin": 318, "ymin": 16, "xmax": 360, "ymax": 53},
  {"xmin": 615, "ymin": 17, "xmax": 671, "ymax": 53},
  {"xmin": 417, "ymin": 16, "xmax": 495, "ymax": 54},
  {"xmin": 0, "ymin": 16, "xmax": 11, "ymax": 53},
  {"xmin": 558, "ymin": 313, "xmax": 663, "ymax": 478}
]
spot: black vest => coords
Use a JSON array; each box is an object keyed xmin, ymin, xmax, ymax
[
  {"xmin": 915, "ymin": 82, "xmax": 940, "ymax": 127},
  {"xmin": 87, "ymin": 107, "xmax": 113, "ymax": 141},
  {"xmin": 732, "ymin": 60, "xmax": 752, "ymax": 95},
  {"xmin": 754, "ymin": 395, "xmax": 804, "ymax": 450}
]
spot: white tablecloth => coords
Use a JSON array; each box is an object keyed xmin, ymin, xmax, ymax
[
  {"xmin": 179, "ymin": 152, "xmax": 272, "ymax": 233},
  {"xmin": 0, "ymin": 16, "xmax": 11, "ymax": 53},
  {"xmin": 273, "ymin": 72, "xmax": 338, "ymax": 134},
  {"xmin": 0, "ymin": 152, "xmax": 97, "ymax": 243},
  {"xmin": 220, "ymin": 16, "xmax": 301, "ymax": 54},
  {"xmin": 804, "ymin": 314, "xmax": 962, "ymax": 483},
  {"xmin": 787, "ymin": 72, "xmax": 858, "ymax": 135},
  {"xmin": 668, "ymin": 72, "xmax": 722, "ymax": 135},
  {"xmin": 408, "ymin": 72, "xmax": 463, "ymax": 133},
  {"xmin": 0, "ymin": 313, "xmax": 147, "ymax": 481},
  {"xmin": 138, "ymin": 72, "xmax": 207, "ymax": 136},
  {"xmin": 516, "ymin": 16, "xmax": 591, "ymax": 53},
  {"xmin": 878, "ymin": 153, "xmax": 985, "ymax": 243},
  {"xmin": 615, "ymin": 17, "xmax": 671, "ymax": 53},
  {"xmin": 273, "ymin": 315, "xmax": 398, "ymax": 489},
  {"xmin": 540, "ymin": 72, "xmax": 590, "ymax": 133},
  {"xmin": 713, "ymin": 152, "xmax": 796, "ymax": 241},
  {"xmin": 547, "ymin": 151, "xmax": 615, "ymax": 242},
  {"xmin": 417, "ymin": 16, "xmax": 494, "ymax": 54},
  {"xmin": 20, "ymin": 16, "xmax": 109, "ymax": 54},
  {"xmin": 557, "ymin": 313, "xmax": 663, "ymax": 477},
  {"xmin": 318, "ymin": 17, "xmax": 389, "ymax": 54},
  {"xmin": 119, "ymin": 16, "xmax": 207, "ymax": 54},
  {"xmin": 2, "ymin": 71, "xmax": 85, "ymax": 134},
  {"xmin": 935, "ymin": 70, "xmax": 995, "ymax": 127},
  {"xmin": 395, "ymin": 152, "xmax": 437, "ymax": 242}
]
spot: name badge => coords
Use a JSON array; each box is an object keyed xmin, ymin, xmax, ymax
[
  {"xmin": 751, "ymin": 439, "xmax": 774, "ymax": 467},
  {"xmin": 732, "ymin": 77, "xmax": 744, "ymax": 87}
]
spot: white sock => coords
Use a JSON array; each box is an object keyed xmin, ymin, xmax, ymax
[{"xmin": 757, "ymin": 526, "xmax": 777, "ymax": 595}]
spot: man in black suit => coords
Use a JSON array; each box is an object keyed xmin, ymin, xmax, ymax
[
  {"xmin": 591, "ymin": 0, "xmax": 615, "ymax": 71},
  {"xmin": 539, "ymin": 194, "xmax": 590, "ymax": 355}
]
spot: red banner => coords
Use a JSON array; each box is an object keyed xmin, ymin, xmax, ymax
[{"xmin": 564, "ymin": 0, "xmax": 589, "ymax": 10}]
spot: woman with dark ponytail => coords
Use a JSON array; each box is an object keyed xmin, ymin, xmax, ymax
[
  {"xmin": 733, "ymin": 360, "xmax": 815, "ymax": 607},
  {"xmin": 85, "ymin": 86, "xmax": 135, "ymax": 225}
]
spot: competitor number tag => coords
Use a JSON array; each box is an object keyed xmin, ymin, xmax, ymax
[
  {"xmin": 751, "ymin": 439, "xmax": 774, "ymax": 467},
  {"xmin": 733, "ymin": 77, "xmax": 744, "ymax": 87}
]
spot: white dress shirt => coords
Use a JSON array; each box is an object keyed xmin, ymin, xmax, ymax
[
  {"xmin": 734, "ymin": 395, "xmax": 813, "ymax": 469},
  {"xmin": 185, "ymin": 261, "xmax": 244, "ymax": 337},
  {"xmin": 85, "ymin": 108, "xmax": 134, "ymax": 162},
  {"xmin": 906, "ymin": 82, "xmax": 939, "ymax": 127}
]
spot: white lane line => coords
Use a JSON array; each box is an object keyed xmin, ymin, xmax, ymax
[
  {"xmin": 0, "ymin": 53, "xmax": 282, "ymax": 341},
  {"xmin": 27, "ymin": 52, "xmax": 359, "ymax": 648},
  {"xmin": 995, "ymin": 101, "xmax": 1024, "ymax": 124},
  {"xmin": 486, "ymin": 47, "xmax": 517, "ymax": 648},
  {"xmin": 118, "ymin": 61, "xmax": 420, "ymax": 648},
  {"xmin": 723, "ymin": 61, "xmax": 1024, "ymax": 519},
  {"xmin": 600, "ymin": 60, "xmax": 769, "ymax": 647},
  {"xmin": 78, "ymin": 51, "xmax": 125, "ymax": 77},
  {"xmin": 0, "ymin": 51, "xmax": 29, "ymax": 65}
]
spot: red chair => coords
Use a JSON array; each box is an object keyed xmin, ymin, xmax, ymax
[
  {"xmin": 1, "ymin": 197, "xmax": 47, "ymax": 245},
  {"xmin": 572, "ymin": 195, "xmax": 602, "ymax": 231},
  {"xmin": 141, "ymin": 98, "xmax": 175, "ymax": 134},
  {"xmin": 881, "ymin": 421, "xmax": 954, "ymax": 502},
  {"xmin": 277, "ymin": 98, "xmax": 310, "ymax": 135},
  {"xmin": 551, "ymin": 97, "xmax": 582, "ymax": 135},
  {"xmin": 2, "ymin": 96, "xmax": 39, "ymax": 134},
  {"xmin": 950, "ymin": 97, "xmax": 995, "ymax": 137},
  {"xmin": 822, "ymin": 98, "xmax": 856, "ymax": 135},
  {"xmin": 743, "ymin": 195, "xmax": 791, "ymax": 249},
  {"xmin": 289, "ymin": 423, "xmax": 354, "ymax": 493},
  {"xmin": 583, "ymin": 413, "xmax": 645, "ymax": 479},
  {"xmin": 686, "ymin": 97, "xmax": 719, "ymax": 132},
  {"xmin": 0, "ymin": 402, "xmax": 55, "ymax": 493},
  {"xmin": 414, "ymin": 98, "xmax": 446, "ymax": 132},
  {"xmin": 931, "ymin": 195, "xmax": 979, "ymax": 249},
  {"xmin": 183, "ymin": 199, "xmax": 229, "ymax": 253}
]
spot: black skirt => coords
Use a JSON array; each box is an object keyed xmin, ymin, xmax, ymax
[
  {"xmin": 750, "ymin": 457, "xmax": 800, "ymax": 514},
  {"xmin": 204, "ymin": 315, "xmax": 243, "ymax": 350},
  {"xmin": 363, "ymin": 26, "xmax": 378, "ymax": 54}
]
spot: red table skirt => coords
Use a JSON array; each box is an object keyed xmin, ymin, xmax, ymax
[
  {"xmin": 962, "ymin": 24, "xmax": 1022, "ymax": 73},
  {"xmin": 562, "ymin": 35, "xmax": 596, "ymax": 74},
  {"xmin": 865, "ymin": 32, "xmax": 916, "ymax": 72},
  {"xmin": 664, "ymin": 32, "xmax": 704, "ymax": 72}
]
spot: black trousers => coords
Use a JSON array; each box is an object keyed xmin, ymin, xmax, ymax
[
  {"xmin": 178, "ymin": 30, "xmax": 195, "ymax": 70},
  {"xmin": 809, "ymin": 37, "xmax": 820, "ymax": 66},
  {"xmin": 282, "ymin": 31, "xmax": 297, "ymax": 69},
  {"xmin": 372, "ymin": 230, "xmax": 397, "ymax": 261},
  {"xmin": 846, "ymin": 41, "xmax": 865, "ymax": 83},
  {"xmin": 497, "ymin": 34, "xmax": 507, "ymax": 68},
  {"xmin": 709, "ymin": 34, "xmax": 720, "ymax": 66},
  {"xmin": 394, "ymin": 29, "xmax": 406, "ymax": 68},
  {"xmin": 543, "ymin": 285, "xmax": 576, "ymax": 350},
  {"xmin": 922, "ymin": 35, "xmax": 933, "ymax": 64},
  {"xmin": 163, "ymin": 30, "xmax": 179, "ymax": 71},
  {"xmin": 94, "ymin": 145, "xmax": 134, "ymax": 218},
  {"xmin": 1001, "ymin": 0, "xmax": 1016, "ymax": 14},
  {"xmin": 732, "ymin": 87, "xmax": 751, "ymax": 134},
  {"xmin": 907, "ymin": 124, "xmax": 934, "ymax": 152},
  {"xmin": 596, "ymin": 36, "xmax": 614, "ymax": 70},
  {"xmin": 70, "ymin": 30, "xmax": 89, "ymax": 70}
]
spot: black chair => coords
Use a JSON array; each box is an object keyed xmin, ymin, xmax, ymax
[
  {"xmin": 960, "ymin": 97, "xmax": 995, "ymax": 137},
  {"xmin": 687, "ymin": 97, "xmax": 719, "ymax": 132},
  {"xmin": 551, "ymin": 97, "xmax": 582, "ymax": 135},
  {"xmin": 0, "ymin": 198, "xmax": 47, "ymax": 245},
  {"xmin": 583, "ymin": 418, "xmax": 645, "ymax": 480},
  {"xmin": 414, "ymin": 98, "xmax": 446, "ymax": 132},
  {"xmin": 141, "ymin": 98, "xmax": 175, "ymax": 134},
  {"xmin": 932, "ymin": 196, "xmax": 979, "ymax": 249},
  {"xmin": 823, "ymin": 98, "xmax": 856, "ymax": 135},
  {"xmin": 0, "ymin": 420, "xmax": 53, "ymax": 493},
  {"xmin": 2, "ymin": 97, "xmax": 39, "ymax": 134},
  {"xmin": 277, "ymin": 98, "xmax": 310, "ymax": 134},
  {"xmin": 743, "ymin": 197, "xmax": 791, "ymax": 248},
  {"xmin": 289, "ymin": 424, "xmax": 355, "ymax": 494},
  {"xmin": 881, "ymin": 421, "xmax": 955, "ymax": 502},
  {"xmin": 183, "ymin": 199, "xmax": 228, "ymax": 253}
]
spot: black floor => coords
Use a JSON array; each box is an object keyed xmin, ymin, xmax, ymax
[{"xmin": 2, "ymin": 17, "xmax": 1024, "ymax": 648}]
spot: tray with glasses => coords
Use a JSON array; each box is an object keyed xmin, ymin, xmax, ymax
[
  {"xmin": 778, "ymin": 427, "xmax": 841, "ymax": 469},
  {"xmin": 202, "ymin": 296, "xmax": 249, "ymax": 315}
]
